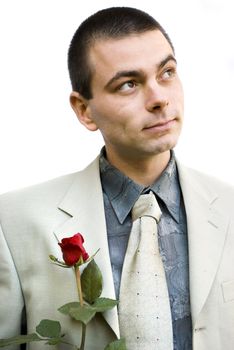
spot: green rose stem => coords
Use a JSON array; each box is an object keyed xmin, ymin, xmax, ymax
[{"xmin": 75, "ymin": 265, "xmax": 86, "ymax": 350}]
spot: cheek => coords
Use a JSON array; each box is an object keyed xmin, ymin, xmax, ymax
[
  {"xmin": 113, "ymin": 98, "xmax": 143, "ymax": 125},
  {"xmin": 169, "ymin": 88, "xmax": 184, "ymax": 114},
  {"xmin": 89, "ymin": 94, "xmax": 143, "ymax": 131},
  {"xmin": 174, "ymin": 82, "xmax": 184, "ymax": 107}
]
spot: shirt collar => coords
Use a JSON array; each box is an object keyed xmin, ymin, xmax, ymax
[
  {"xmin": 99, "ymin": 148, "xmax": 181, "ymax": 224},
  {"xmin": 150, "ymin": 152, "xmax": 181, "ymax": 223}
]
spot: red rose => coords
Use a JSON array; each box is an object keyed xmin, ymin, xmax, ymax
[{"xmin": 58, "ymin": 233, "xmax": 89, "ymax": 266}]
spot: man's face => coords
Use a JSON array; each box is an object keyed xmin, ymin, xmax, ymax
[{"xmin": 80, "ymin": 30, "xmax": 184, "ymax": 162}]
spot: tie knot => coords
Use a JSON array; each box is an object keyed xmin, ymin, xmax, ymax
[{"xmin": 132, "ymin": 191, "xmax": 162, "ymax": 222}]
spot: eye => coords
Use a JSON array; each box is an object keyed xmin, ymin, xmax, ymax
[
  {"xmin": 118, "ymin": 80, "xmax": 137, "ymax": 92},
  {"xmin": 161, "ymin": 68, "xmax": 176, "ymax": 80}
]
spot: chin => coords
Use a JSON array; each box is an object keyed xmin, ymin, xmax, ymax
[{"xmin": 149, "ymin": 135, "xmax": 179, "ymax": 155}]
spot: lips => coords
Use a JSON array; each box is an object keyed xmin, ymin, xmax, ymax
[{"xmin": 143, "ymin": 118, "xmax": 176, "ymax": 132}]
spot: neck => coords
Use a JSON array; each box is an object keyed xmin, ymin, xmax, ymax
[{"xmin": 105, "ymin": 149, "xmax": 171, "ymax": 186}]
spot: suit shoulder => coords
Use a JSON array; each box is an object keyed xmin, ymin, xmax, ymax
[
  {"xmin": 178, "ymin": 162, "xmax": 234, "ymax": 214},
  {"xmin": 0, "ymin": 172, "xmax": 78, "ymax": 214},
  {"xmin": 183, "ymin": 166, "xmax": 234, "ymax": 193},
  {"xmin": 0, "ymin": 156, "xmax": 100, "ymax": 221}
]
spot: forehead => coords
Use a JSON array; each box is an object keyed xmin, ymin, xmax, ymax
[{"xmin": 89, "ymin": 30, "xmax": 174, "ymax": 84}]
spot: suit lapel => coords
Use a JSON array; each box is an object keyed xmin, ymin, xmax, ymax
[
  {"xmin": 177, "ymin": 162, "xmax": 229, "ymax": 324},
  {"xmin": 53, "ymin": 157, "xmax": 120, "ymax": 338}
]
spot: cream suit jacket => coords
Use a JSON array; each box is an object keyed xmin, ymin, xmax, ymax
[{"xmin": 0, "ymin": 156, "xmax": 234, "ymax": 350}]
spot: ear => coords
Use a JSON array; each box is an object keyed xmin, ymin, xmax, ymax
[{"xmin": 70, "ymin": 91, "xmax": 98, "ymax": 131}]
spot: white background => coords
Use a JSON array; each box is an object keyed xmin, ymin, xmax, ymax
[{"xmin": 0, "ymin": 0, "xmax": 234, "ymax": 193}]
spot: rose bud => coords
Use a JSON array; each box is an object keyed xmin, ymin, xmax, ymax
[{"xmin": 58, "ymin": 233, "xmax": 89, "ymax": 266}]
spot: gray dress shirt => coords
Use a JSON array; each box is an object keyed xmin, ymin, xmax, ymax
[{"xmin": 99, "ymin": 149, "xmax": 192, "ymax": 350}]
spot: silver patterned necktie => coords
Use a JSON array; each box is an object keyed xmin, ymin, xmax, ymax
[{"xmin": 118, "ymin": 191, "xmax": 173, "ymax": 350}]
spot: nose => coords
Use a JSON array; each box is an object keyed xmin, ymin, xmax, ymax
[{"xmin": 144, "ymin": 82, "xmax": 169, "ymax": 112}]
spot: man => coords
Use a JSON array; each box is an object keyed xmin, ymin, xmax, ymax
[{"xmin": 0, "ymin": 6, "xmax": 234, "ymax": 350}]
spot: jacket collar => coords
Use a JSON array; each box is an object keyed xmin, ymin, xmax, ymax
[
  {"xmin": 54, "ymin": 156, "xmax": 120, "ymax": 338},
  {"xmin": 177, "ymin": 160, "xmax": 230, "ymax": 324}
]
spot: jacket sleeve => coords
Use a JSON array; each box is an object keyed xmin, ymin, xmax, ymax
[{"xmin": 0, "ymin": 222, "xmax": 24, "ymax": 350}]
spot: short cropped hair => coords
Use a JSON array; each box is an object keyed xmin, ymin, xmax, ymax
[{"xmin": 68, "ymin": 7, "xmax": 174, "ymax": 99}]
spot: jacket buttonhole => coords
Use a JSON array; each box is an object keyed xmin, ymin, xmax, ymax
[{"xmin": 195, "ymin": 327, "xmax": 206, "ymax": 332}]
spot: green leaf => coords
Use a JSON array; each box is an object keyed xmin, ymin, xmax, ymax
[
  {"xmin": 104, "ymin": 338, "xmax": 127, "ymax": 350},
  {"xmin": 58, "ymin": 302, "xmax": 80, "ymax": 315},
  {"xmin": 81, "ymin": 260, "xmax": 103, "ymax": 303},
  {"xmin": 59, "ymin": 302, "xmax": 96, "ymax": 325},
  {"xmin": 0, "ymin": 333, "xmax": 41, "ymax": 347},
  {"xmin": 91, "ymin": 298, "xmax": 118, "ymax": 312},
  {"xmin": 69, "ymin": 304, "xmax": 96, "ymax": 325},
  {"xmin": 36, "ymin": 319, "xmax": 61, "ymax": 338}
]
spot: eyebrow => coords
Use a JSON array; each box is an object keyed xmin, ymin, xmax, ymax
[
  {"xmin": 104, "ymin": 54, "xmax": 177, "ymax": 89},
  {"xmin": 159, "ymin": 54, "xmax": 177, "ymax": 70}
]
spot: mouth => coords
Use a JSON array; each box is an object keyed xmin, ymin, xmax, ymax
[{"xmin": 143, "ymin": 118, "xmax": 176, "ymax": 133}]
